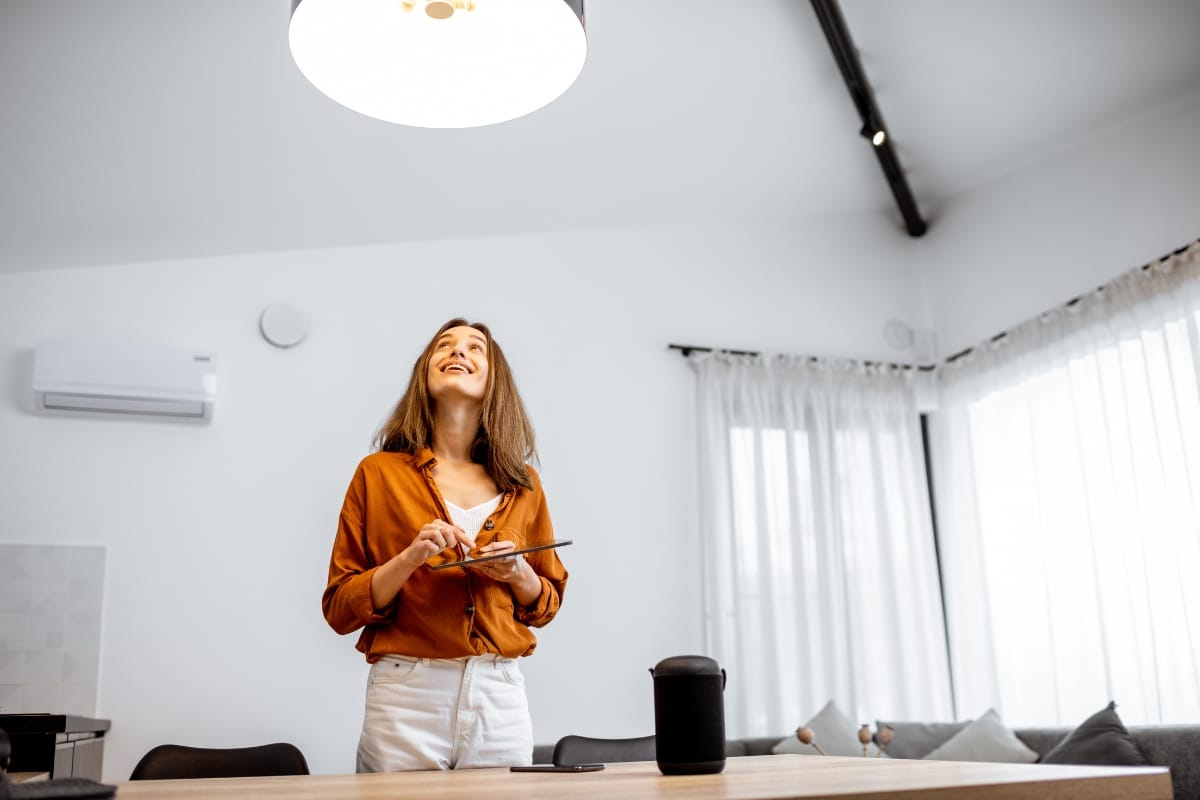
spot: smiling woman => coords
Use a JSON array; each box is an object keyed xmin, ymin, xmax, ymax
[{"xmin": 322, "ymin": 318, "xmax": 569, "ymax": 772}]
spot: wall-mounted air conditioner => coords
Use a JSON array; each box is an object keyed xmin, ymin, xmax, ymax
[{"xmin": 32, "ymin": 339, "xmax": 218, "ymax": 421}]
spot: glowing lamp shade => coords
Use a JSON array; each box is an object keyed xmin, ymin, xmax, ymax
[{"xmin": 289, "ymin": 0, "xmax": 587, "ymax": 128}]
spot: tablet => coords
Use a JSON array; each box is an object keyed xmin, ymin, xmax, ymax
[{"xmin": 429, "ymin": 540, "xmax": 572, "ymax": 570}]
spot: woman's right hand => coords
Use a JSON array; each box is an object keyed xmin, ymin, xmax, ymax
[{"xmin": 400, "ymin": 519, "xmax": 473, "ymax": 567}]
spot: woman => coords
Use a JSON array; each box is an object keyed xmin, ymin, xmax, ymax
[{"xmin": 323, "ymin": 318, "xmax": 568, "ymax": 772}]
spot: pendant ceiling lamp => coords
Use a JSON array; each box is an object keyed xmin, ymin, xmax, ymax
[{"xmin": 289, "ymin": 0, "xmax": 587, "ymax": 129}]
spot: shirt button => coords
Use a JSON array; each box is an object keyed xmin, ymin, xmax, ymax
[
  {"xmin": 466, "ymin": 604, "xmax": 475, "ymax": 615},
  {"xmin": 483, "ymin": 520, "xmax": 494, "ymax": 531}
]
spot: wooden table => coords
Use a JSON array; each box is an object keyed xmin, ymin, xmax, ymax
[{"xmin": 110, "ymin": 754, "xmax": 1173, "ymax": 799}]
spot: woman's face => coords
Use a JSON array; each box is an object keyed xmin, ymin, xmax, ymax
[{"xmin": 427, "ymin": 325, "xmax": 490, "ymax": 403}]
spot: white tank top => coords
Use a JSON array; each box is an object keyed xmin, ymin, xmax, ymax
[{"xmin": 445, "ymin": 494, "xmax": 503, "ymax": 545}]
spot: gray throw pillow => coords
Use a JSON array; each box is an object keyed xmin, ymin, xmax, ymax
[
  {"xmin": 923, "ymin": 709, "xmax": 1039, "ymax": 763},
  {"xmin": 875, "ymin": 720, "xmax": 971, "ymax": 759},
  {"xmin": 1040, "ymin": 701, "xmax": 1148, "ymax": 766},
  {"xmin": 772, "ymin": 700, "xmax": 864, "ymax": 757}
]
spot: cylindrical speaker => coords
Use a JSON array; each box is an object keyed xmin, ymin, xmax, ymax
[{"xmin": 650, "ymin": 655, "xmax": 727, "ymax": 775}]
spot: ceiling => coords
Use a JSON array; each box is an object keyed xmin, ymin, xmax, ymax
[{"xmin": 2, "ymin": 0, "xmax": 1199, "ymax": 274}]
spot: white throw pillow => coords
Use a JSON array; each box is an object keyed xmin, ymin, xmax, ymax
[
  {"xmin": 923, "ymin": 709, "xmax": 1038, "ymax": 763},
  {"xmin": 772, "ymin": 700, "xmax": 864, "ymax": 757}
]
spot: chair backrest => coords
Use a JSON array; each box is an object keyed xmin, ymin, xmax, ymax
[
  {"xmin": 129, "ymin": 742, "xmax": 310, "ymax": 780},
  {"xmin": 552, "ymin": 734, "xmax": 656, "ymax": 766}
]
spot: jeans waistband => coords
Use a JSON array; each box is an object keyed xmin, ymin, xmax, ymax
[{"xmin": 377, "ymin": 652, "xmax": 512, "ymax": 667}]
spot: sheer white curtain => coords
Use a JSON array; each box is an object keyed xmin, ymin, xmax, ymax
[
  {"xmin": 691, "ymin": 353, "xmax": 953, "ymax": 738},
  {"xmin": 929, "ymin": 241, "xmax": 1200, "ymax": 727}
]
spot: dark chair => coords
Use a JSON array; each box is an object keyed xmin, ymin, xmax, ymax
[
  {"xmin": 128, "ymin": 742, "xmax": 310, "ymax": 780},
  {"xmin": 552, "ymin": 734, "xmax": 656, "ymax": 766}
]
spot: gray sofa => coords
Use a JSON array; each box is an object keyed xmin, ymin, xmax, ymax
[
  {"xmin": 728, "ymin": 726, "xmax": 1200, "ymax": 800},
  {"xmin": 536, "ymin": 726, "xmax": 1200, "ymax": 800}
]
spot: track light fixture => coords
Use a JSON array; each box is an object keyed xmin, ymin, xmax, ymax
[
  {"xmin": 859, "ymin": 123, "xmax": 887, "ymax": 147},
  {"xmin": 289, "ymin": 0, "xmax": 587, "ymax": 128},
  {"xmin": 810, "ymin": 0, "xmax": 926, "ymax": 236}
]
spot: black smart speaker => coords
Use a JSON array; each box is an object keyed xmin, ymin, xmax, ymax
[{"xmin": 649, "ymin": 655, "xmax": 727, "ymax": 775}]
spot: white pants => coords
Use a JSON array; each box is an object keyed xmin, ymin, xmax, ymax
[{"xmin": 356, "ymin": 654, "xmax": 534, "ymax": 772}]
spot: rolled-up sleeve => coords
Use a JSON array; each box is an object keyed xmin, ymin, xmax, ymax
[
  {"xmin": 515, "ymin": 574, "xmax": 564, "ymax": 627},
  {"xmin": 513, "ymin": 474, "xmax": 567, "ymax": 628},
  {"xmin": 322, "ymin": 465, "xmax": 393, "ymax": 635}
]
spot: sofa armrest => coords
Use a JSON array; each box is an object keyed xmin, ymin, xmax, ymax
[{"xmin": 1130, "ymin": 725, "xmax": 1200, "ymax": 800}]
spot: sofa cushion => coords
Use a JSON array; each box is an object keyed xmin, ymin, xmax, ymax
[
  {"xmin": 875, "ymin": 720, "xmax": 971, "ymax": 759},
  {"xmin": 1013, "ymin": 727, "xmax": 1069, "ymax": 756},
  {"xmin": 924, "ymin": 709, "xmax": 1039, "ymax": 763},
  {"xmin": 772, "ymin": 700, "xmax": 863, "ymax": 756},
  {"xmin": 727, "ymin": 737, "xmax": 783, "ymax": 757},
  {"xmin": 1040, "ymin": 702, "xmax": 1148, "ymax": 766}
]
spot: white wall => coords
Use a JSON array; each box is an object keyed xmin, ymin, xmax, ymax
[
  {"xmin": 0, "ymin": 214, "xmax": 927, "ymax": 779},
  {"xmin": 919, "ymin": 91, "xmax": 1200, "ymax": 356}
]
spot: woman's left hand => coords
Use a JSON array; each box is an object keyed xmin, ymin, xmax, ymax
[
  {"xmin": 465, "ymin": 541, "xmax": 528, "ymax": 583},
  {"xmin": 466, "ymin": 542, "xmax": 544, "ymax": 607}
]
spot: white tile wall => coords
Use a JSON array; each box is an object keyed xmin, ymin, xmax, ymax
[{"xmin": 0, "ymin": 545, "xmax": 104, "ymax": 715}]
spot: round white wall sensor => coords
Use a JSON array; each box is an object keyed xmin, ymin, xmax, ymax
[
  {"xmin": 883, "ymin": 319, "xmax": 914, "ymax": 351},
  {"xmin": 259, "ymin": 303, "xmax": 310, "ymax": 348}
]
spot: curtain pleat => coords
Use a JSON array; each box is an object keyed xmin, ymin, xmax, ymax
[{"xmin": 691, "ymin": 354, "xmax": 953, "ymax": 737}]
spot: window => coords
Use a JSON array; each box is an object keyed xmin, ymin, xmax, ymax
[{"xmin": 931, "ymin": 253, "xmax": 1200, "ymax": 725}]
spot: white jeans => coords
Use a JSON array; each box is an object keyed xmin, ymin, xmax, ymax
[{"xmin": 356, "ymin": 654, "xmax": 534, "ymax": 772}]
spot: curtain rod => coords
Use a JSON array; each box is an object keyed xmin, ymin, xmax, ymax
[
  {"xmin": 670, "ymin": 236, "xmax": 1198, "ymax": 371},
  {"xmin": 941, "ymin": 236, "xmax": 1198, "ymax": 365}
]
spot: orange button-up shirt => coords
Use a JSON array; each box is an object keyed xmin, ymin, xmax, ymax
[{"xmin": 322, "ymin": 449, "xmax": 568, "ymax": 661}]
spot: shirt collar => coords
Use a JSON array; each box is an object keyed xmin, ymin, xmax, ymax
[{"xmin": 411, "ymin": 447, "xmax": 437, "ymax": 470}]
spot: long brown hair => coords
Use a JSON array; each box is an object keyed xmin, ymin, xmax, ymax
[{"xmin": 374, "ymin": 318, "xmax": 537, "ymax": 490}]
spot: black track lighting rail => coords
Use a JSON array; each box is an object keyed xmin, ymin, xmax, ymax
[{"xmin": 810, "ymin": 0, "xmax": 928, "ymax": 237}]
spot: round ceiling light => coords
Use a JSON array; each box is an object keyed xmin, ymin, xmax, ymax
[{"xmin": 289, "ymin": 0, "xmax": 587, "ymax": 129}]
